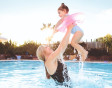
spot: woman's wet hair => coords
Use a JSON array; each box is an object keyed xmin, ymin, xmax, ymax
[
  {"xmin": 58, "ymin": 3, "xmax": 69, "ymax": 13},
  {"xmin": 36, "ymin": 45, "xmax": 45, "ymax": 61},
  {"xmin": 36, "ymin": 45, "xmax": 51, "ymax": 79}
]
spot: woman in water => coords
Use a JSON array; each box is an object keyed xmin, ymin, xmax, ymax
[
  {"xmin": 51, "ymin": 3, "xmax": 88, "ymax": 61},
  {"xmin": 36, "ymin": 24, "xmax": 74, "ymax": 87}
]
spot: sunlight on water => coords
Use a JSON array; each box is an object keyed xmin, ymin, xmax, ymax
[{"xmin": 0, "ymin": 61, "xmax": 112, "ymax": 88}]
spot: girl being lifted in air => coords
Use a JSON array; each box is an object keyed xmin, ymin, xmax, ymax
[{"xmin": 51, "ymin": 3, "xmax": 88, "ymax": 61}]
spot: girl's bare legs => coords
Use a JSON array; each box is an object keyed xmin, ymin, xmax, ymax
[{"xmin": 71, "ymin": 31, "xmax": 88, "ymax": 61}]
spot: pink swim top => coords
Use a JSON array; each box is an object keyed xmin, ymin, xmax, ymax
[{"xmin": 57, "ymin": 12, "xmax": 84, "ymax": 32}]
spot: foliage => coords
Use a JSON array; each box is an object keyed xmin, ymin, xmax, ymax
[
  {"xmin": 64, "ymin": 44, "xmax": 74, "ymax": 55},
  {"xmin": 1, "ymin": 30, "xmax": 111, "ymax": 60},
  {"xmin": 0, "ymin": 40, "xmax": 41, "ymax": 58},
  {"xmin": 97, "ymin": 34, "xmax": 112, "ymax": 55},
  {"xmin": 50, "ymin": 41, "xmax": 60, "ymax": 51},
  {"xmin": 103, "ymin": 34, "xmax": 112, "ymax": 48},
  {"xmin": 41, "ymin": 23, "xmax": 55, "ymax": 30},
  {"xmin": 0, "ymin": 42, "xmax": 5, "ymax": 54},
  {"xmin": 51, "ymin": 41, "xmax": 77, "ymax": 55},
  {"xmin": 20, "ymin": 41, "xmax": 41, "ymax": 56},
  {"xmin": 15, "ymin": 41, "xmax": 41, "ymax": 56},
  {"xmin": 40, "ymin": 23, "xmax": 55, "ymax": 44},
  {"xmin": 0, "ymin": 40, "xmax": 17, "ymax": 58}
]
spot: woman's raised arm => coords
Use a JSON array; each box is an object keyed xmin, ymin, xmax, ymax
[{"xmin": 48, "ymin": 24, "xmax": 74, "ymax": 63}]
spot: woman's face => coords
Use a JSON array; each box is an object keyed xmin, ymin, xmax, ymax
[
  {"xmin": 58, "ymin": 10, "xmax": 66, "ymax": 17},
  {"xmin": 44, "ymin": 46, "xmax": 53, "ymax": 54}
]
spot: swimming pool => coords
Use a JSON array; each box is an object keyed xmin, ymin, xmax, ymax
[{"xmin": 0, "ymin": 61, "xmax": 112, "ymax": 88}]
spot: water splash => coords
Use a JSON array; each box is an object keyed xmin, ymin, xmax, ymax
[{"xmin": 78, "ymin": 54, "xmax": 84, "ymax": 72}]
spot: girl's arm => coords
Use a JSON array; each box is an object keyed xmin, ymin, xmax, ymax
[
  {"xmin": 49, "ymin": 18, "xmax": 64, "ymax": 40},
  {"xmin": 54, "ymin": 18, "xmax": 63, "ymax": 30},
  {"xmin": 50, "ymin": 17, "xmax": 65, "ymax": 40},
  {"xmin": 54, "ymin": 15, "xmax": 67, "ymax": 30},
  {"xmin": 48, "ymin": 24, "xmax": 74, "ymax": 63}
]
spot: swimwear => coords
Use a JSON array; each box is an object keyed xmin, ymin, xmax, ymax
[
  {"xmin": 50, "ymin": 61, "xmax": 72, "ymax": 87},
  {"xmin": 71, "ymin": 25, "xmax": 83, "ymax": 34},
  {"xmin": 65, "ymin": 14, "xmax": 84, "ymax": 34}
]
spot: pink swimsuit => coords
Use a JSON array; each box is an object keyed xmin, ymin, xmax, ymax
[{"xmin": 57, "ymin": 12, "xmax": 84, "ymax": 33}]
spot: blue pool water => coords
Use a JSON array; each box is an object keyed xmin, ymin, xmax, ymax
[{"xmin": 0, "ymin": 61, "xmax": 112, "ymax": 88}]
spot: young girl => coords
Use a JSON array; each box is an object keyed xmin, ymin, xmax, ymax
[{"xmin": 51, "ymin": 3, "xmax": 88, "ymax": 61}]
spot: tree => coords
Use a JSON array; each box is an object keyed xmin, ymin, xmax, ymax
[
  {"xmin": 41, "ymin": 23, "xmax": 55, "ymax": 31},
  {"xmin": 40, "ymin": 23, "xmax": 55, "ymax": 44},
  {"xmin": 103, "ymin": 34, "xmax": 112, "ymax": 48},
  {"xmin": 16, "ymin": 41, "xmax": 41, "ymax": 56},
  {"xmin": 97, "ymin": 34, "xmax": 112, "ymax": 55},
  {"xmin": 51, "ymin": 41, "xmax": 75, "ymax": 55},
  {"xmin": 0, "ymin": 42, "xmax": 5, "ymax": 54},
  {"xmin": 3, "ymin": 40, "xmax": 17, "ymax": 58},
  {"xmin": 50, "ymin": 41, "xmax": 60, "ymax": 51}
]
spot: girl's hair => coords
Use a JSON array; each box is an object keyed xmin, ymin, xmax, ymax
[
  {"xmin": 58, "ymin": 3, "xmax": 69, "ymax": 13},
  {"xmin": 36, "ymin": 45, "xmax": 50, "ymax": 79}
]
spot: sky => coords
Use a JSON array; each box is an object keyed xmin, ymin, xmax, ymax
[{"xmin": 0, "ymin": 0, "xmax": 112, "ymax": 45}]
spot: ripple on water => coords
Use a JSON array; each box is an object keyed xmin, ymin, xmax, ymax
[{"xmin": 0, "ymin": 61, "xmax": 112, "ymax": 88}]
